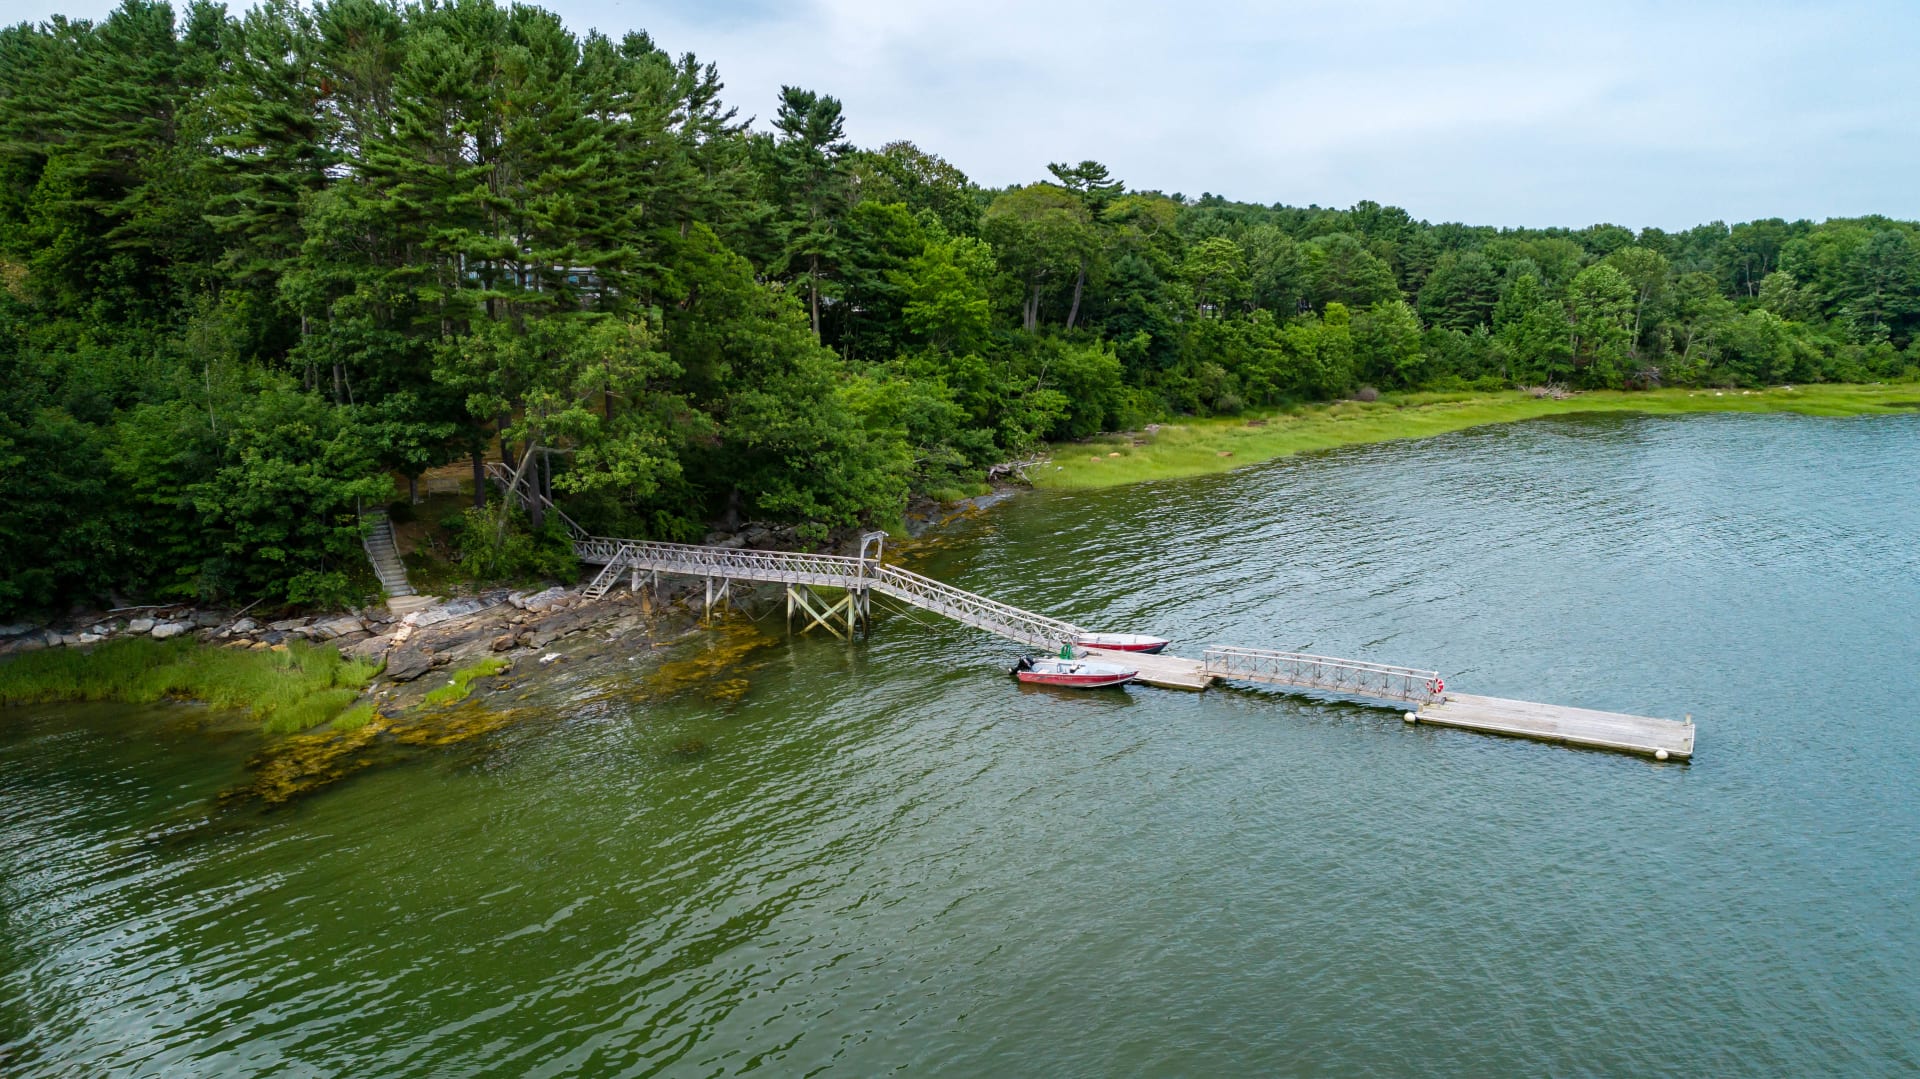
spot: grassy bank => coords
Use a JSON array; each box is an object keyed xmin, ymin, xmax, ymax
[
  {"xmin": 0, "ymin": 638, "xmax": 382, "ymax": 733},
  {"xmin": 1037, "ymin": 383, "xmax": 1920, "ymax": 489}
]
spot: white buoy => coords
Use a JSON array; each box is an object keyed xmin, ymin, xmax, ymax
[
  {"xmin": 1655, "ymin": 749, "xmax": 1669, "ymax": 761},
  {"xmin": 1403, "ymin": 712, "xmax": 1417, "ymax": 723}
]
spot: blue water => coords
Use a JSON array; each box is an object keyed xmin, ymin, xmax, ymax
[{"xmin": 3, "ymin": 411, "xmax": 1917, "ymax": 1075}]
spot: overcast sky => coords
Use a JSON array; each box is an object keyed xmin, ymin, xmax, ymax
[{"xmin": 19, "ymin": 0, "xmax": 1920, "ymax": 229}]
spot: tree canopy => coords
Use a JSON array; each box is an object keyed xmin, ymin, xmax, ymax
[{"xmin": 3, "ymin": 0, "xmax": 1918, "ymax": 616}]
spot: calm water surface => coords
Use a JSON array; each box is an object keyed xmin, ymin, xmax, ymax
[{"xmin": 4, "ymin": 412, "xmax": 1919, "ymax": 1076}]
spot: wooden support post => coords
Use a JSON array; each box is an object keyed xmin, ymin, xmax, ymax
[{"xmin": 789, "ymin": 584, "xmax": 853, "ymax": 641}]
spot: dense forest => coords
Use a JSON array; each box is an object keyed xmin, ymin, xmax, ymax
[{"xmin": 5, "ymin": 0, "xmax": 1920, "ymax": 617}]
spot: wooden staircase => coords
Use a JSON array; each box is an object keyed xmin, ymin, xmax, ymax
[{"xmin": 361, "ymin": 507, "xmax": 417, "ymax": 601}]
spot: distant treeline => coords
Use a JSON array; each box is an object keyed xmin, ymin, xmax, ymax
[{"xmin": 4, "ymin": 0, "xmax": 1919, "ymax": 616}]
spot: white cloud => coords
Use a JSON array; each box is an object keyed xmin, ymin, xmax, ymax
[{"xmin": 13, "ymin": 0, "xmax": 1917, "ymax": 226}]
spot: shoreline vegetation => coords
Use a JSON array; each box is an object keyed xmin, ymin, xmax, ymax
[
  {"xmin": 1038, "ymin": 383, "xmax": 1920, "ymax": 489},
  {"xmin": 0, "ymin": 638, "xmax": 380, "ymax": 734}
]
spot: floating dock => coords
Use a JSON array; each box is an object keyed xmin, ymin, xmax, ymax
[
  {"xmin": 1085, "ymin": 647, "xmax": 1693, "ymax": 759},
  {"xmin": 1416, "ymin": 693, "xmax": 1694, "ymax": 759}
]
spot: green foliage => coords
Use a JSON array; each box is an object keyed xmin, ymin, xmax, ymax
[
  {"xmin": 420, "ymin": 655, "xmax": 510, "ymax": 708},
  {"xmin": 450, "ymin": 506, "xmax": 579, "ymax": 583},
  {"xmin": 0, "ymin": 637, "xmax": 378, "ymax": 732},
  {"xmin": 3, "ymin": 0, "xmax": 1918, "ymax": 617}
]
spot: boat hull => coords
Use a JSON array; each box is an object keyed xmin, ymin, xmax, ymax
[
  {"xmin": 1011, "ymin": 657, "xmax": 1137, "ymax": 688},
  {"xmin": 1071, "ymin": 633, "xmax": 1170, "ymax": 655}
]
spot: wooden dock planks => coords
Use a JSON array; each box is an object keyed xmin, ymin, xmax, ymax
[
  {"xmin": 1081, "ymin": 648, "xmax": 1215, "ymax": 691},
  {"xmin": 1415, "ymin": 693, "xmax": 1695, "ymax": 759}
]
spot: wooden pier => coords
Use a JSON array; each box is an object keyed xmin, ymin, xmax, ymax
[{"xmin": 486, "ymin": 464, "xmax": 1699, "ymax": 761}]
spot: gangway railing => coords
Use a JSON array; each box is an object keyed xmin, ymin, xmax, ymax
[
  {"xmin": 870, "ymin": 565, "xmax": 1084, "ymax": 648},
  {"xmin": 1203, "ymin": 646, "xmax": 1442, "ymax": 705}
]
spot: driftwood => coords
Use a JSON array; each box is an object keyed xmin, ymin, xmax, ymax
[{"xmin": 986, "ymin": 455, "xmax": 1047, "ymax": 483}]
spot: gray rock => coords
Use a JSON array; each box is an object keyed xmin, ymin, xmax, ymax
[
  {"xmin": 194, "ymin": 611, "xmax": 224, "ymax": 628},
  {"xmin": 268, "ymin": 617, "xmax": 307, "ymax": 632},
  {"xmin": 520, "ymin": 586, "xmax": 568, "ymax": 613},
  {"xmin": 410, "ymin": 606, "xmax": 453, "ymax": 627},
  {"xmin": 342, "ymin": 634, "xmax": 392, "ymax": 660},
  {"xmin": 150, "ymin": 622, "xmax": 190, "ymax": 640},
  {"xmin": 384, "ymin": 647, "xmax": 431, "ymax": 682},
  {"xmin": 439, "ymin": 597, "xmax": 487, "ymax": 619},
  {"xmin": 0, "ymin": 622, "xmax": 35, "ymax": 638},
  {"xmin": 126, "ymin": 617, "xmax": 156, "ymax": 634},
  {"xmin": 76, "ymin": 632, "xmax": 106, "ymax": 645},
  {"xmin": 231, "ymin": 617, "xmax": 259, "ymax": 634},
  {"xmin": 312, "ymin": 616, "xmax": 365, "ymax": 640}
]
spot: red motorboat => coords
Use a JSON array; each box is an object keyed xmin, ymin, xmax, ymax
[
  {"xmin": 1011, "ymin": 656, "xmax": 1138, "ymax": 688},
  {"xmin": 1071, "ymin": 632, "xmax": 1171, "ymax": 655}
]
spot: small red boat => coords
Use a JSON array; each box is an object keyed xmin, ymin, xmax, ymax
[
  {"xmin": 1071, "ymin": 632, "xmax": 1171, "ymax": 655},
  {"xmin": 1011, "ymin": 656, "xmax": 1138, "ymax": 688}
]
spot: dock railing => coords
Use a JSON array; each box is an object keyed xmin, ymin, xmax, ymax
[{"xmin": 1203, "ymin": 646, "xmax": 1442, "ymax": 705}]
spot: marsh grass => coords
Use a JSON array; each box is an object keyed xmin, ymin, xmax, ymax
[
  {"xmin": 330, "ymin": 702, "xmax": 378, "ymax": 731},
  {"xmin": 0, "ymin": 638, "xmax": 381, "ymax": 733},
  {"xmin": 420, "ymin": 656, "xmax": 510, "ymax": 708},
  {"xmin": 1039, "ymin": 384, "xmax": 1920, "ymax": 489}
]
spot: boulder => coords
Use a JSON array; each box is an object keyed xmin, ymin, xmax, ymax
[
  {"xmin": 520, "ymin": 586, "xmax": 568, "ymax": 613},
  {"xmin": 342, "ymin": 634, "xmax": 392, "ymax": 660},
  {"xmin": 150, "ymin": 622, "xmax": 190, "ymax": 640},
  {"xmin": 76, "ymin": 632, "xmax": 105, "ymax": 645},
  {"xmin": 431, "ymin": 651, "xmax": 452, "ymax": 667},
  {"xmin": 384, "ymin": 647, "xmax": 431, "ymax": 682},
  {"xmin": 491, "ymin": 634, "xmax": 517, "ymax": 652},
  {"xmin": 0, "ymin": 622, "xmax": 35, "ymax": 638},
  {"xmin": 312, "ymin": 616, "xmax": 364, "ymax": 641},
  {"xmin": 268, "ymin": 617, "xmax": 307, "ymax": 632},
  {"xmin": 126, "ymin": 617, "xmax": 156, "ymax": 634},
  {"xmin": 231, "ymin": 617, "xmax": 260, "ymax": 634},
  {"xmin": 194, "ymin": 611, "xmax": 224, "ymax": 628}
]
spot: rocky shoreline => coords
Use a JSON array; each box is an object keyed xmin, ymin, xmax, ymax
[{"xmin": 0, "ymin": 492, "xmax": 1022, "ymax": 720}]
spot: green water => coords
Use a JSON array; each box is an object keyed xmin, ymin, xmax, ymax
[{"xmin": 5, "ymin": 412, "xmax": 1919, "ymax": 1076}]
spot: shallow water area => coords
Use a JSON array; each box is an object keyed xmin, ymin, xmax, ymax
[{"xmin": 4, "ymin": 411, "xmax": 1919, "ymax": 1075}]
